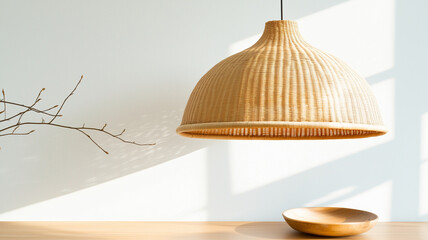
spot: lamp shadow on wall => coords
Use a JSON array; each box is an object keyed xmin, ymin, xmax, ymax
[
  {"xmin": 0, "ymin": 0, "xmax": 290, "ymax": 214},
  {"xmin": 204, "ymin": 0, "xmax": 428, "ymax": 227},
  {"xmin": 1, "ymin": 0, "xmax": 427, "ymax": 223}
]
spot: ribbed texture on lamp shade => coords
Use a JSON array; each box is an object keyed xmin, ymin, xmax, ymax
[{"xmin": 177, "ymin": 20, "xmax": 387, "ymax": 139}]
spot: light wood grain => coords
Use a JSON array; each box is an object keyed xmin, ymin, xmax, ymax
[
  {"xmin": 282, "ymin": 207, "xmax": 378, "ymax": 237},
  {"xmin": 0, "ymin": 222, "xmax": 427, "ymax": 240},
  {"xmin": 177, "ymin": 20, "xmax": 387, "ymax": 139}
]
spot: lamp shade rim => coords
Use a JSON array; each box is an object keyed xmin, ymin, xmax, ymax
[{"xmin": 177, "ymin": 121, "xmax": 387, "ymax": 140}]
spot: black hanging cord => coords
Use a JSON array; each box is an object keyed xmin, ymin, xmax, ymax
[{"xmin": 280, "ymin": 0, "xmax": 283, "ymax": 20}]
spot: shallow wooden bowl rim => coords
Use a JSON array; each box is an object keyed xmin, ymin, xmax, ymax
[{"xmin": 282, "ymin": 207, "xmax": 378, "ymax": 225}]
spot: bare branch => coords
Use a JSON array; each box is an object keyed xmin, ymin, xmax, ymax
[
  {"xmin": 0, "ymin": 100, "xmax": 61, "ymax": 118},
  {"xmin": 11, "ymin": 88, "xmax": 44, "ymax": 134},
  {"xmin": 1, "ymin": 110, "xmax": 29, "ymax": 123},
  {"xmin": 11, "ymin": 126, "xmax": 19, "ymax": 134},
  {"xmin": 115, "ymin": 129, "xmax": 126, "ymax": 137},
  {"xmin": 76, "ymin": 129, "xmax": 109, "ymax": 154},
  {"xmin": 0, "ymin": 121, "xmax": 155, "ymax": 153},
  {"xmin": 0, "ymin": 130, "xmax": 35, "ymax": 137},
  {"xmin": 0, "ymin": 75, "xmax": 155, "ymax": 154},
  {"xmin": 2, "ymin": 89, "xmax": 6, "ymax": 119},
  {"xmin": 0, "ymin": 100, "xmax": 52, "ymax": 124},
  {"xmin": 16, "ymin": 89, "xmax": 44, "ymax": 124},
  {"xmin": 42, "ymin": 104, "xmax": 58, "ymax": 112},
  {"xmin": 49, "ymin": 75, "xmax": 83, "ymax": 123}
]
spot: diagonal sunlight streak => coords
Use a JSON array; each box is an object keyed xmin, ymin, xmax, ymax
[
  {"xmin": 205, "ymin": 141, "xmax": 397, "ymax": 221},
  {"xmin": 421, "ymin": 113, "xmax": 428, "ymax": 162},
  {"xmin": 204, "ymin": 68, "xmax": 396, "ymax": 221},
  {"xmin": 204, "ymin": 0, "xmax": 400, "ymax": 221},
  {"xmin": 419, "ymin": 113, "xmax": 428, "ymax": 217},
  {"xmin": 305, "ymin": 187, "xmax": 357, "ymax": 206},
  {"xmin": 389, "ymin": 0, "xmax": 427, "ymax": 221}
]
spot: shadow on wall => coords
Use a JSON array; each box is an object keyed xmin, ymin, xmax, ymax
[
  {"xmin": 1, "ymin": 0, "xmax": 386, "ymax": 216},
  {"xmin": 0, "ymin": 0, "xmax": 278, "ymax": 214},
  {"xmin": 1, "ymin": 0, "xmax": 426, "ymax": 222},
  {"xmin": 204, "ymin": 0, "xmax": 428, "ymax": 222}
]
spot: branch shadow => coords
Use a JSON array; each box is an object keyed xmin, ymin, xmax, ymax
[
  {"xmin": 0, "ymin": 0, "xmax": 357, "ymax": 215},
  {"xmin": 2, "ymin": 0, "xmax": 427, "ymax": 224},
  {"xmin": 205, "ymin": 141, "xmax": 394, "ymax": 221},
  {"xmin": 204, "ymin": 0, "xmax": 428, "ymax": 226}
]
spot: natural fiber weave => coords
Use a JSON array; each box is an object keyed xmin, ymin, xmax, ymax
[{"xmin": 177, "ymin": 20, "xmax": 387, "ymax": 139}]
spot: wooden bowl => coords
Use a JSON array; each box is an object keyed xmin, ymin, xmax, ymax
[{"xmin": 282, "ymin": 207, "xmax": 378, "ymax": 237}]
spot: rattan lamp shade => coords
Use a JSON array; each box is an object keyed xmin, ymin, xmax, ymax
[{"xmin": 177, "ymin": 20, "xmax": 387, "ymax": 140}]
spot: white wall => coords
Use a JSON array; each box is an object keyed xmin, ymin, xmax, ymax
[{"xmin": 0, "ymin": 0, "xmax": 427, "ymax": 221}]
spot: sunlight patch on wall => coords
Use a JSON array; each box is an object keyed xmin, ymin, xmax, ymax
[
  {"xmin": 219, "ymin": 0, "xmax": 397, "ymax": 217},
  {"xmin": 420, "ymin": 161, "xmax": 428, "ymax": 216},
  {"xmin": 228, "ymin": 34, "xmax": 261, "ymax": 55},
  {"xmin": 0, "ymin": 148, "xmax": 209, "ymax": 221},
  {"xmin": 228, "ymin": 79, "xmax": 394, "ymax": 195},
  {"xmin": 306, "ymin": 187, "xmax": 356, "ymax": 206},
  {"xmin": 372, "ymin": 78, "xmax": 395, "ymax": 138},
  {"xmin": 226, "ymin": 1, "xmax": 396, "ymax": 195},
  {"xmin": 419, "ymin": 113, "xmax": 428, "ymax": 216},
  {"xmin": 421, "ymin": 113, "xmax": 428, "ymax": 162},
  {"xmin": 332, "ymin": 181, "xmax": 393, "ymax": 221},
  {"xmin": 297, "ymin": 0, "xmax": 395, "ymax": 77}
]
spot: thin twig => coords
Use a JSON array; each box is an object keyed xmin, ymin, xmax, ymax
[
  {"xmin": 2, "ymin": 89, "xmax": 6, "ymax": 119},
  {"xmin": 115, "ymin": 129, "xmax": 126, "ymax": 137},
  {"xmin": 1, "ymin": 110, "xmax": 31, "ymax": 123},
  {"xmin": 42, "ymin": 105, "xmax": 58, "ymax": 112},
  {"xmin": 49, "ymin": 75, "xmax": 83, "ymax": 123},
  {"xmin": 0, "ymin": 100, "xmax": 60, "ymax": 118},
  {"xmin": 0, "ymin": 130, "xmax": 35, "ymax": 137},
  {"xmin": 16, "ymin": 89, "xmax": 44, "ymax": 123},
  {"xmin": 11, "ymin": 88, "xmax": 44, "ymax": 134},
  {"xmin": 0, "ymin": 99, "xmax": 53, "ymax": 124},
  {"xmin": 76, "ymin": 129, "xmax": 109, "ymax": 154}
]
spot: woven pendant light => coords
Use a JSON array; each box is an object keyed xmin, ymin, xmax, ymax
[{"xmin": 177, "ymin": 20, "xmax": 387, "ymax": 140}]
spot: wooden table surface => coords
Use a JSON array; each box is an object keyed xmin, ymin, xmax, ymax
[{"xmin": 0, "ymin": 222, "xmax": 427, "ymax": 240}]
